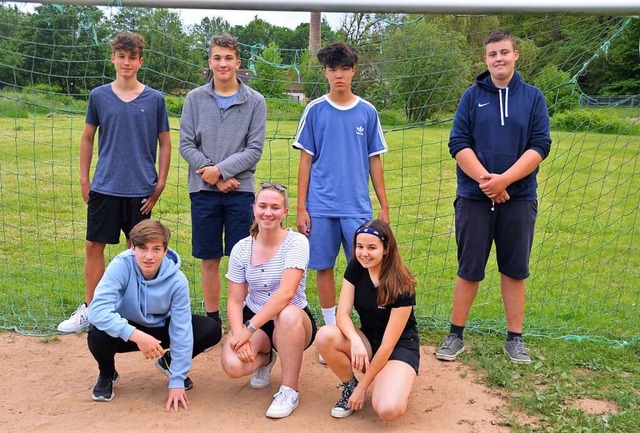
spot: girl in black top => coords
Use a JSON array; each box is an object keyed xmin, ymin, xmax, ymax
[{"xmin": 316, "ymin": 219, "xmax": 419, "ymax": 421}]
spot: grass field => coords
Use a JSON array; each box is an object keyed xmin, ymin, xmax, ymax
[{"xmin": 0, "ymin": 112, "xmax": 638, "ymax": 430}]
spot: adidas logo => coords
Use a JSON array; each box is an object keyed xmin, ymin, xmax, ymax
[{"xmin": 356, "ymin": 126, "xmax": 364, "ymax": 135}]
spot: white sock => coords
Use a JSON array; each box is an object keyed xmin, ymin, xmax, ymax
[
  {"xmin": 280, "ymin": 384, "xmax": 298, "ymax": 394},
  {"xmin": 321, "ymin": 306, "xmax": 336, "ymax": 326}
]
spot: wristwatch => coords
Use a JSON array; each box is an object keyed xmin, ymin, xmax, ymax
[{"xmin": 244, "ymin": 320, "xmax": 257, "ymax": 333}]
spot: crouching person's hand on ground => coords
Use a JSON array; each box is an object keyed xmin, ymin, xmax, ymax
[{"xmin": 166, "ymin": 388, "xmax": 189, "ymax": 412}]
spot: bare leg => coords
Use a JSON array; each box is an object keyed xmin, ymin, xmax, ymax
[
  {"xmin": 316, "ymin": 268, "xmax": 336, "ymax": 309},
  {"xmin": 201, "ymin": 258, "xmax": 221, "ymax": 313},
  {"xmin": 273, "ymin": 305, "xmax": 313, "ymax": 390},
  {"xmin": 450, "ymin": 276, "xmax": 480, "ymax": 327},
  {"xmin": 85, "ymin": 240, "xmax": 106, "ymax": 305},
  {"xmin": 220, "ymin": 329, "xmax": 271, "ymax": 378},
  {"xmin": 315, "ymin": 325, "xmax": 372, "ymax": 382},
  {"xmin": 371, "ymin": 361, "xmax": 417, "ymax": 422},
  {"xmin": 500, "ymin": 274, "xmax": 526, "ymax": 333}
]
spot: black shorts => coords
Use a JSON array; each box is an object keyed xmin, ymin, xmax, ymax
[
  {"xmin": 455, "ymin": 196, "xmax": 537, "ymax": 281},
  {"xmin": 86, "ymin": 191, "xmax": 149, "ymax": 244},
  {"xmin": 365, "ymin": 326, "xmax": 421, "ymax": 375},
  {"xmin": 242, "ymin": 305, "xmax": 318, "ymax": 351}
]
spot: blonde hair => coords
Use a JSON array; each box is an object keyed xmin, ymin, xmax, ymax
[{"xmin": 249, "ymin": 184, "xmax": 288, "ymax": 238}]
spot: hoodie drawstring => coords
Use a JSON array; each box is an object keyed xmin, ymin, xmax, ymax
[{"xmin": 498, "ymin": 87, "xmax": 510, "ymax": 127}]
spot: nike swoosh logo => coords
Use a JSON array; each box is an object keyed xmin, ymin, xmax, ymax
[{"xmin": 478, "ymin": 102, "xmax": 490, "ymax": 107}]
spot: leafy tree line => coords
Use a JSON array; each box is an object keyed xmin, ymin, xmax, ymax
[{"xmin": 0, "ymin": 5, "xmax": 637, "ymax": 122}]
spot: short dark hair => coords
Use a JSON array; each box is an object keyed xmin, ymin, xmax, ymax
[
  {"xmin": 110, "ymin": 32, "xmax": 145, "ymax": 57},
  {"xmin": 317, "ymin": 42, "xmax": 359, "ymax": 68},
  {"xmin": 209, "ymin": 33, "xmax": 240, "ymax": 58},
  {"xmin": 129, "ymin": 219, "xmax": 171, "ymax": 249},
  {"xmin": 484, "ymin": 30, "xmax": 517, "ymax": 50}
]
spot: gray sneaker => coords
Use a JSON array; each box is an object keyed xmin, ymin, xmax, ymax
[
  {"xmin": 435, "ymin": 333, "xmax": 465, "ymax": 361},
  {"xmin": 504, "ymin": 336, "xmax": 532, "ymax": 364}
]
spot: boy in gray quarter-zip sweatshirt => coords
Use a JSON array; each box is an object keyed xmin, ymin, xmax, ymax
[{"xmin": 179, "ymin": 33, "xmax": 267, "ymax": 327}]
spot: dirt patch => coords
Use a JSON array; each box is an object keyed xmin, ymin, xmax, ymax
[
  {"xmin": 0, "ymin": 332, "xmax": 509, "ymax": 432},
  {"xmin": 573, "ymin": 398, "xmax": 619, "ymax": 415}
]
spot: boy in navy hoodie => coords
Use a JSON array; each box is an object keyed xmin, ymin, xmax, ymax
[
  {"xmin": 87, "ymin": 219, "xmax": 222, "ymax": 410},
  {"xmin": 435, "ymin": 30, "xmax": 551, "ymax": 364}
]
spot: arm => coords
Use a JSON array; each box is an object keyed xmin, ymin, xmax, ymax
[
  {"xmin": 369, "ymin": 155, "xmax": 390, "ymax": 223},
  {"xmin": 456, "ymin": 148, "xmax": 510, "ymax": 204},
  {"xmin": 296, "ymin": 151, "xmax": 312, "ymax": 235},
  {"xmin": 336, "ymin": 279, "xmax": 370, "ymax": 373},
  {"xmin": 79, "ymin": 123, "xmax": 97, "ymax": 204},
  {"xmin": 348, "ymin": 306, "xmax": 412, "ymax": 411},
  {"xmin": 178, "ymin": 92, "xmax": 213, "ymax": 171},
  {"xmin": 479, "ymin": 150, "xmax": 543, "ymax": 198},
  {"xmin": 141, "ymin": 130, "xmax": 171, "ymax": 214}
]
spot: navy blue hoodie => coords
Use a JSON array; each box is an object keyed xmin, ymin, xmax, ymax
[{"xmin": 448, "ymin": 70, "xmax": 551, "ymax": 200}]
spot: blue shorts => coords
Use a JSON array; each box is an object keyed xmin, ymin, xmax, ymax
[
  {"xmin": 190, "ymin": 191, "xmax": 254, "ymax": 259},
  {"xmin": 86, "ymin": 191, "xmax": 149, "ymax": 244},
  {"xmin": 307, "ymin": 216, "xmax": 369, "ymax": 270},
  {"xmin": 455, "ymin": 196, "xmax": 537, "ymax": 281}
]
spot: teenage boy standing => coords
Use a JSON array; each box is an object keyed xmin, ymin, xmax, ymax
[
  {"xmin": 436, "ymin": 30, "xmax": 551, "ymax": 364},
  {"xmin": 179, "ymin": 33, "xmax": 266, "ymax": 327},
  {"xmin": 294, "ymin": 42, "xmax": 389, "ymax": 342},
  {"xmin": 58, "ymin": 32, "xmax": 171, "ymax": 333}
]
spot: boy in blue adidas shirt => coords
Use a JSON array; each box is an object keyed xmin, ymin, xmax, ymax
[
  {"xmin": 436, "ymin": 30, "xmax": 551, "ymax": 364},
  {"xmin": 294, "ymin": 42, "xmax": 389, "ymax": 335}
]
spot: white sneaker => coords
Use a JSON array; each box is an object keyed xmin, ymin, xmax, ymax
[
  {"xmin": 57, "ymin": 303, "xmax": 89, "ymax": 333},
  {"xmin": 251, "ymin": 349, "xmax": 277, "ymax": 389},
  {"xmin": 265, "ymin": 385, "xmax": 299, "ymax": 418},
  {"xmin": 318, "ymin": 354, "xmax": 327, "ymax": 365}
]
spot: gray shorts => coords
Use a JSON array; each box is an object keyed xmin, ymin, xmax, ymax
[{"xmin": 454, "ymin": 196, "xmax": 537, "ymax": 281}]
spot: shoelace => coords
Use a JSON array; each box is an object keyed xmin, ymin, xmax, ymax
[
  {"xmin": 335, "ymin": 380, "xmax": 357, "ymax": 409},
  {"xmin": 272, "ymin": 389, "xmax": 293, "ymax": 405},
  {"xmin": 441, "ymin": 335, "xmax": 459, "ymax": 349}
]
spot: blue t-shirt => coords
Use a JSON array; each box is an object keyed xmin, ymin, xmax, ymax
[
  {"xmin": 213, "ymin": 92, "xmax": 239, "ymax": 111},
  {"xmin": 85, "ymin": 84, "xmax": 170, "ymax": 197},
  {"xmin": 293, "ymin": 95, "xmax": 387, "ymax": 217}
]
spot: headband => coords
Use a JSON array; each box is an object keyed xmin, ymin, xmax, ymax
[{"xmin": 355, "ymin": 226, "xmax": 387, "ymax": 244}]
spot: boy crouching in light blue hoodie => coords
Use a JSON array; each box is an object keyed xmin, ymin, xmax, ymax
[{"xmin": 87, "ymin": 219, "xmax": 222, "ymax": 411}]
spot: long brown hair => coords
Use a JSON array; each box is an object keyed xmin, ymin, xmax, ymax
[{"xmin": 352, "ymin": 219, "xmax": 416, "ymax": 306}]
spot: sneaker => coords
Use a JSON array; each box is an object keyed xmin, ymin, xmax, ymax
[
  {"xmin": 251, "ymin": 349, "xmax": 278, "ymax": 389},
  {"xmin": 435, "ymin": 333, "xmax": 465, "ymax": 361},
  {"xmin": 318, "ymin": 354, "xmax": 327, "ymax": 365},
  {"xmin": 504, "ymin": 336, "xmax": 532, "ymax": 364},
  {"xmin": 265, "ymin": 385, "xmax": 299, "ymax": 418},
  {"xmin": 57, "ymin": 303, "xmax": 89, "ymax": 333},
  {"xmin": 92, "ymin": 371, "xmax": 119, "ymax": 402},
  {"xmin": 155, "ymin": 352, "xmax": 194, "ymax": 390},
  {"xmin": 331, "ymin": 377, "xmax": 358, "ymax": 418}
]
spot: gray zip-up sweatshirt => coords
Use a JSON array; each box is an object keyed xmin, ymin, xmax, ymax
[{"xmin": 179, "ymin": 79, "xmax": 266, "ymax": 194}]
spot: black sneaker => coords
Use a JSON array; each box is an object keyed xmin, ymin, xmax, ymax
[
  {"xmin": 155, "ymin": 352, "xmax": 194, "ymax": 390},
  {"xmin": 92, "ymin": 371, "xmax": 119, "ymax": 402},
  {"xmin": 330, "ymin": 377, "xmax": 358, "ymax": 418}
]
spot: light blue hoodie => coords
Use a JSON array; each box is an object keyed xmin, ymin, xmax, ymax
[{"xmin": 88, "ymin": 248, "xmax": 193, "ymax": 389}]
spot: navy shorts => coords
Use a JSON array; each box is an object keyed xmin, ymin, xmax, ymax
[
  {"xmin": 86, "ymin": 191, "xmax": 149, "ymax": 244},
  {"xmin": 190, "ymin": 191, "xmax": 254, "ymax": 259},
  {"xmin": 454, "ymin": 196, "xmax": 537, "ymax": 281},
  {"xmin": 243, "ymin": 305, "xmax": 318, "ymax": 350},
  {"xmin": 365, "ymin": 326, "xmax": 420, "ymax": 375}
]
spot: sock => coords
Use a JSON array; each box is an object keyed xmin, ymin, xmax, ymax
[
  {"xmin": 280, "ymin": 384, "xmax": 298, "ymax": 394},
  {"xmin": 207, "ymin": 310, "xmax": 221, "ymax": 326},
  {"xmin": 507, "ymin": 331, "xmax": 522, "ymax": 342},
  {"xmin": 321, "ymin": 306, "xmax": 336, "ymax": 326},
  {"xmin": 450, "ymin": 323, "xmax": 465, "ymax": 339}
]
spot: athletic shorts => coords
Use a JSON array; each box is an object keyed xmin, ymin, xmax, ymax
[
  {"xmin": 454, "ymin": 196, "xmax": 537, "ymax": 281},
  {"xmin": 307, "ymin": 216, "xmax": 369, "ymax": 270},
  {"xmin": 190, "ymin": 191, "xmax": 254, "ymax": 259},
  {"xmin": 86, "ymin": 191, "xmax": 149, "ymax": 244},
  {"xmin": 364, "ymin": 326, "xmax": 420, "ymax": 375},
  {"xmin": 243, "ymin": 305, "xmax": 318, "ymax": 350}
]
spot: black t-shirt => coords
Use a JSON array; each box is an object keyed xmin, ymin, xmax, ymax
[{"xmin": 344, "ymin": 260, "xmax": 418, "ymax": 341}]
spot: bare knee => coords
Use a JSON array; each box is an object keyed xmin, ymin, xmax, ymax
[
  {"xmin": 373, "ymin": 400, "xmax": 406, "ymax": 422},
  {"xmin": 274, "ymin": 306, "xmax": 303, "ymax": 330},
  {"xmin": 221, "ymin": 353, "xmax": 246, "ymax": 378},
  {"xmin": 315, "ymin": 325, "xmax": 341, "ymax": 352}
]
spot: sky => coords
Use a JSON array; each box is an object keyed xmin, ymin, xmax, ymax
[
  {"xmin": 174, "ymin": 9, "xmax": 346, "ymax": 29},
  {"xmin": 7, "ymin": 3, "xmax": 346, "ymax": 30}
]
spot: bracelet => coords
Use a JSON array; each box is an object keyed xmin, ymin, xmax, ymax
[{"xmin": 244, "ymin": 320, "xmax": 257, "ymax": 333}]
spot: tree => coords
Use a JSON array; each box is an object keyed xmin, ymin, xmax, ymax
[
  {"xmin": 0, "ymin": 4, "xmax": 27, "ymax": 89},
  {"xmin": 251, "ymin": 42, "xmax": 290, "ymax": 98}
]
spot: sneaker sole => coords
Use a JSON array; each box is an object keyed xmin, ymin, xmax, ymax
[
  {"xmin": 331, "ymin": 408, "xmax": 354, "ymax": 418},
  {"xmin": 265, "ymin": 400, "xmax": 299, "ymax": 419},
  {"xmin": 435, "ymin": 346, "xmax": 465, "ymax": 361},
  {"xmin": 503, "ymin": 347, "xmax": 532, "ymax": 364}
]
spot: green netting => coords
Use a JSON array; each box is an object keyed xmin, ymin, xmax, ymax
[{"xmin": 0, "ymin": 4, "xmax": 638, "ymax": 345}]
